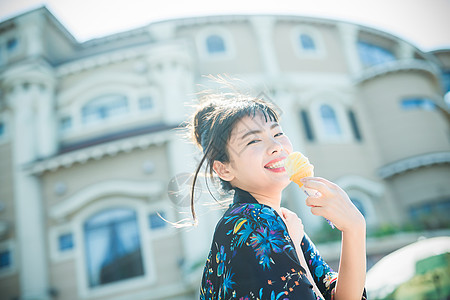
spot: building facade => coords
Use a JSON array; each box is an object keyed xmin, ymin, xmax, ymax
[{"xmin": 0, "ymin": 6, "xmax": 449, "ymax": 300}]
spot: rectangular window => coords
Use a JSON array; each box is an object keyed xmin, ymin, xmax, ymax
[
  {"xmin": 409, "ymin": 200, "xmax": 450, "ymax": 229},
  {"xmin": 348, "ymin": 110, "xmax": 362, "ymax": 141},
  {"xmin": 401, "ymin": 98, "xmax": 436, "ymax": 111},
  {"xmin": 0, "ymin": 122, "xmax": 4, "ymax": 137},
  {"xmin": 0, "ymin": 250, "xmax": 11, "ymax": 269},
  {"xmin": 139, "ymin": 97, "xmax": 154, "ymax": 111},
  {"xmin": 300, "ymin": 110, "xmax": 314, "ymax": 141},
  {"xmin": 6, "ymin": 38, "xmax": 18, "ymax": 52},
  {"xmin": 149, "ymin": 211, "xmax": 167, "ymax": 230},
  {"xmin": 58, "ymin": 233, "xmax": 74, "ymax": 252},
  {"xmin": 59, "ymin": 117, "xmax": 72, "ymax": 132}
]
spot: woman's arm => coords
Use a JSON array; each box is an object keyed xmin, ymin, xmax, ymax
[
  {"xmin": 301, "ymin": 177, "xmax": 367, "ymax": 300},
  {"xmin": 335, "ymin": 223, "xmax": 366, "ymax": 300}
]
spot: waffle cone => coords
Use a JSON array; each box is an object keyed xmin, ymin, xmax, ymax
[
  {"xmin": 289, "ymin": 165, "xmax": 314, "ymax": 187},
  {"xmin": 285, "ymin": 152, "xmax": 314, "ymax": 187}
]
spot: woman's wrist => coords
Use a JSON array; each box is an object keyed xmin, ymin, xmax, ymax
[{"xmin": 341, "ymin": 216, "xmax": 366, "ymax": 236}]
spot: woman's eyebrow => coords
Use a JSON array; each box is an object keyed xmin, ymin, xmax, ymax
[
  {"xmin": 240, "ymin": 130, "xmax": 261, "ymax": 140},
  {"xmin": 271, "ymin": 123, "xmax": 280, "ymax": 129},
  {"xmin": 240, "ymin": 123, "xmax": 280, "ymax": 140}
]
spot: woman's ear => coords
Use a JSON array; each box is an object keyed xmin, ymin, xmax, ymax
[{"xmin": 213, "ymin": 160, "xmax": 235, "ymax": 182}]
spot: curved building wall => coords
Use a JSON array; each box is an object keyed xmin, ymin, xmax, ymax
[{"xmin": 359, "ymin": 71, "xmax": 448, "ymax": 164}]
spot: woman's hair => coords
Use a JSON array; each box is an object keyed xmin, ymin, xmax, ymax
[{"xmin": 187, "ymin": 87, "xmax": 281, "ymax": 224}]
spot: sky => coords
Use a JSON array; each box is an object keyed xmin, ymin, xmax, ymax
[{"xmin": 0, "ymin": 0, "xmax": 449, "ymax": 52}]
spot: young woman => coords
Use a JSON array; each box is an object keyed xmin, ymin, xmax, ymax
[{"xmin": 188, "ymin": 92, "xmax": 367, "ymax": 300}]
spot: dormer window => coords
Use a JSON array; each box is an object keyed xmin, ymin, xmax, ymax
[
  {"xmin": 292, "ymin": 26, "xmax": 325, "ymax": 58},
  {"xmin": 82, "ymin": 95, "xmax": 128, "ymax": 124},
  {"xmin": 357, "ymin": 41, "xmax": 396, "ymax": 67},
  {"xmin": 206, "ymin": 34, "xmax": 226, "ymax": 54},
  {"xmin": 299, "ymin": 34, "xmax": 316, "ymax": 51},
  {"xmin": 198, "ymin": 28, "xmax": 234, "ymax": 60}
]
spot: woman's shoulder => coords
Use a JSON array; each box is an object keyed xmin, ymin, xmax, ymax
[
  {"xmin": 211, "ymin": 202, "xmax": 288, "ymax": 246},
  {"xmin": 219, "ymin": 202, "xmax": 283, "ymax": 230}
]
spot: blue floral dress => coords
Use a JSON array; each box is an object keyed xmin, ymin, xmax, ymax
[{"xmin": 200, "ymin": 188, "xmax": 367, "ymax": 300}]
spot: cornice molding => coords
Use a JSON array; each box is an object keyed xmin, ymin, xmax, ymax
[
  {"xmin": 355, "ymin": 59, "xmax": 441, "ymax": 84},
  {"xmin": 24, "ymin": 131, "xmax": 171, "ymax": 175},
  {"xmin": 378, "ymin": 152, "xmax": 450, "ymax": 179},
  {"xmin": 56, "ymin": 40, "xmax": 191, "ymax": 77}
]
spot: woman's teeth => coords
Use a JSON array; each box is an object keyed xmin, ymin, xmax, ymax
[{"xmin": 266, "ymin": 160, "xmax": 285, "ymax": 169}]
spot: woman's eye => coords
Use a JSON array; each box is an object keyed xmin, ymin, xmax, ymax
[
  {"xmin": 247, "ymin": 140, "xmax": 260, "ymax": 146},
  {"xmin": 274, "ymin": 132, "xmax": 284, "ymax": 137}
]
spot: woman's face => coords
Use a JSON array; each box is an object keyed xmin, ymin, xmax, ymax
[{"xmin": 220, "ymin": 113, "xmax": 293, "ymax": 196}]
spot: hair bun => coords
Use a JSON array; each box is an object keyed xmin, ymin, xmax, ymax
[{"xmin": 191, "ymin": 100, "xmax": 218, "ymax": 151}]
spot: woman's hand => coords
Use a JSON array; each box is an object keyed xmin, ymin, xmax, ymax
[
  {"xmin": 280, "ymin": 207, "xmax": 304, "ymax": 245},
  {"xmin": 301, "ymin": 177, "xmax": 366, "ymax": 233}
]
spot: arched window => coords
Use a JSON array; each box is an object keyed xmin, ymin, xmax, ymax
[
  {"xmin": 300, "ymin": 34, "xmax": 316, "ymax": 51},
  {"xmin": 206, "ymin": 34, "xmax": 226, "ymax": 54},
  {"xmin": 84, "ymin": 208, "xmax": 144, "ymax": 287},
  {"xmin": 357, "ymin": 41, "xmax": 396, "ymax": 67},
  {"xmin": 320, "ymin": 104, "xmax": 342, "ymax": 137},
  {"xmin": 82, "ymin": 94, "xmax": 128, "ymax": 124}
]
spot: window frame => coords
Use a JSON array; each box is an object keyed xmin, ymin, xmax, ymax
[
  {"xmin": 0, "ymin": 112, "xmax": 10, "ymax": 144},
  {"xmin": 49, "ymin": 224, "xmax": 76, "ymax": 262},
  {"xmin": 83, "ymin": 207, "xmax": 145, "ymax": 288},
  {"xmin": 310, "ymin": 100, "xmax": 353, "ymax": 143},
  {"xmin": 57, "ymin": 81, "xmax": 161, "ymax": 140},
  {"xmin": 197, "ymin": 27, "xmax": 236, "ymax": 60},
  {"xmin": 72, "ymin": 197, "xmax": 157, "ymax": 298},
  {"xmin": 0, "ymin": 240, "xmax": 17, "ymax": 278},
  {"xmin": 291, "ymin": 25, "xmax": 326, "ymax": 59},
  {"xmin": 400, "ymin": 97, "xmax": 437, "ymax": 111},
  {"xmin": 357, "ymin": 40, "xmax": 396, "ymax": 67},
  {"xmin": 0, "ymin": 33, "xmax": 22, "ymax": 66}
]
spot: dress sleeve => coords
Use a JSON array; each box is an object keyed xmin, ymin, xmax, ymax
[{"xmin": 300, "ymin": 234, "xmax": 367, "ymax": 300}]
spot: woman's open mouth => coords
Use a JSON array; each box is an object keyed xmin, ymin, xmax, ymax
[{"xmin": 264, "ymin": 158, "xmax": 286, "ymax": 172}]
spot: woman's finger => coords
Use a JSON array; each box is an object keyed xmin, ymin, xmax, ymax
[
  {"xmin": 306, "ymin": 177, "xmax": 340, "ymax": 191},
  {"xmin": 301, "ymin": 178, "xmax": 333, "ymax": 196},
  {"xmin": 305, "ymin": 196, "xmax": 327, "ymax": 208},
  {"xmin": 310, "ymin": 206, "xmax": 325, "ymax": 216}
]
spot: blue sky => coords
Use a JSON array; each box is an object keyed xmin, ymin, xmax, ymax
[{"xmin": 0, "ymin": 0, "xmax": 449, "ymax": 51}]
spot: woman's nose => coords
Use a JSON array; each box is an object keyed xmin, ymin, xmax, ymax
[{"xmin": 268, "ymin": 137, "xmax": 283, "ymax": 154}]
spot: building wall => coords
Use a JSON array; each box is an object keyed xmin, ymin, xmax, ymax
[
  {"xmin": 275, "ymin": 21, "xmax": 349, "ymax": 74},
  {"xmin": 360, "ymin": 71, "xmax": 448, "ymax": 164}
]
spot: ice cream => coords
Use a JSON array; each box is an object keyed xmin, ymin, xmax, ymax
[
  {"xmin": 285, "ymin": 151, "xmax": 335, "ymax": 229},
  {"xmin": 284, "ymin": 152, "xmax": 314, "ymax": 188}
]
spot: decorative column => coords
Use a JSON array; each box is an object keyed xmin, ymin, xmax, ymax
[
  {"xmin": 147, "ymin": 45, "xmax": 218, "ymax": 280},
  {"xmin": 338, "ymin": 23, "xmax": 363, "ymax": 76},
  {"xmin": 2, "ymin": 61, "xmax": 56, "ymax": 300},
  {"xmin": 250, "ymin": 16, "xmax": 280, "ymax": 77}
]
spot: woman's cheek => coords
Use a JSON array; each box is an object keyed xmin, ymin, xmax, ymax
[{"xmin": 282, "ymin": 136, "xmax": 293, "ymax": 152}]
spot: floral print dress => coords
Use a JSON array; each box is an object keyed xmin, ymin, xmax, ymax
[{"xmin": 200, "ymin": 188, "xmax": 367, "ymax": 300}]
